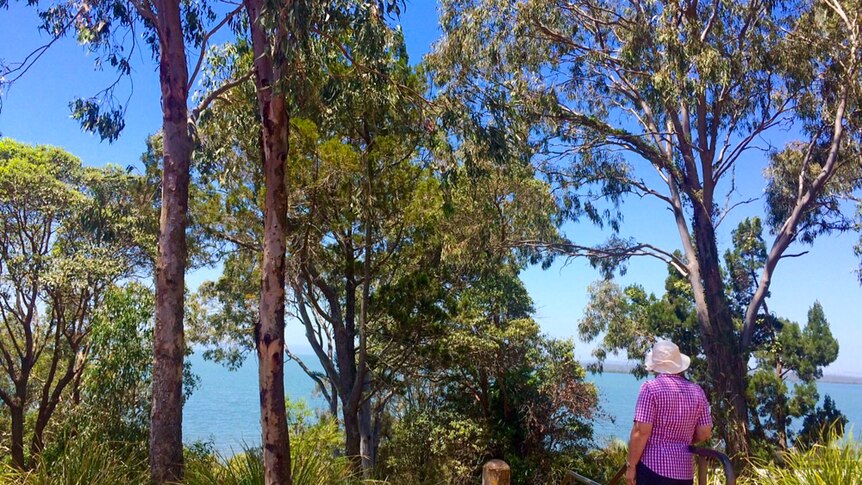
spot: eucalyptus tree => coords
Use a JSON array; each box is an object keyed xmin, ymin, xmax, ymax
[
  {"xmin": 428, "ymin": 0, "xmax": 862, "ymax": 459},
  {"xmin": 580, "ymin": 218, "xmax": 841, "ymax": 453},
  {"xmin": 226, "ymin": 0, "xmax": 406, "ymax": 480},
  {"xmin": 241, "ymin": 0, "xmax": 297, "ymax": 478},
  {"xmin": 286, "ymin": 85, "xmax": 435, "ymax": 473},
  {"xmin": 1, "ymin": 0, "xmax": 251, "ymax": 480},
  {"xmin": 0, "ymin": 139, "xmax": 152, "ymax": 469},
  {"xmin": 189, "ymin": 24, "xmax": 438, "ymax": 474}
]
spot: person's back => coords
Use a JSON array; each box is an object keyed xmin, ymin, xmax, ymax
[
  {"xmin": 626, "ymin": 341, "xmax": 712, "ymax": 485},
  {"xmin": 635, "ymin": 374, "xmax": 710, "ymax": 480}
]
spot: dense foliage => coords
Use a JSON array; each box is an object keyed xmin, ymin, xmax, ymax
[
  {"xmin": 378, "ymin": 267, "xmax": 597, "ymax": 483},
  {"xmin": 2, "ymin": 0, "xmax": 861, "ymax": 482},
  {"xmin": 426, "ymin": 0, "xmax": 862, "ymax": 461},
  {"xmin": 580, "ymin": 218, "xmax": 846, "ymax": 456}
]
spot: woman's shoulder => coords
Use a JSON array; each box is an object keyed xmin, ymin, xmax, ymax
[
  {"xmin": 656, "ymin": 374, "xmax": 706, "ymax": 391},
  {"xmin": 681, "ymin": 378, "xmax": 709, "ymax": 398}
]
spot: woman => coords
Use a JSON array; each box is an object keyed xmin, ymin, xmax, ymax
[{"xmin": 625, "ymin": 341, "xmax": 712, "ymax": 485}]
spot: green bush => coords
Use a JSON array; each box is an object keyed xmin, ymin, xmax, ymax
[
  {"xmin": 0, "ymin": 437, "xmax": 148, "ymax": 485},
  {"xmin": 569, "ymin": 439, "xmax": 628, "ymax": 483},
  {"xmin": 378, "ymin": 407, "xmax": 489, "ymax": 484},
  {"xmin": 745, "ymin": 429, "xmax": 862, "ymax": 484},
  {"xmin": 184, "ymin": 444, "xmax": 265, "ymax": 485}
]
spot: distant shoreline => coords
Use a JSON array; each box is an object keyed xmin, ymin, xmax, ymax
[
  {"xmin": 589, "ymin": 362, "xmax": 862, "ymax": 385},
  {"xmin": 283, "ymin": 352, "xmax": 862, "ymax": 385}
]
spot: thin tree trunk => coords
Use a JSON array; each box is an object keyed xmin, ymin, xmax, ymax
[
  {"xmin": 776, "ymin": 396, "xmax": 788, "ymax": 451},
  {"xmin": 30, "ymin": 362, "xmax": 78, "ymax": 458},
  {"xmin": 149, "ymin": 0, "xmax": 192, "ymax": 481},
  {"xmin": 255, "ymin": 138, "xmax": 292, "ymax": 484},
  {"xmin": 10, "ymin": 402, "xmax": 25, "ymax": 469},
  {"xmin": 371, "ymin": 400, "xmax": 385, "ymax": 467},
  {"xmin": 359, "ymin": 391, "xmax": 374, "ymax": 473},
  {"xmin": 775, "ymin": 361, "xmax": 787, "ymax": 450},
  {"xmin": 338, "ymin": 250, "xmax": 362, "ymax": 463},
  {"xmin": 359, "ymin": 147, "xmax": 374, "ymax": 476},
  {"xmin": 30, "ymin": 324, "xmax": 80, "ymax": 459},
  {"xmin": 336, "ymin": 324, "xmax": 361, "ymax": 460},
  {"xmin": 330, "ymin": 382, "xmax": 339, "ymax": 417},
  {"xmin": 741, "ymin": 94, "xmax": 849, "ymax": 351},
  {"xmin": 244, "ymin": 0, "xmax": 292, "ymax": 482}
]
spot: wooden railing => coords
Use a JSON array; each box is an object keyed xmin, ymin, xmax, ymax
[{"xmin": 485, "ymin": 446, "xmax": 735, "ymax": 485}]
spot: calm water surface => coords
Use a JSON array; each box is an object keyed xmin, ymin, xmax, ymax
[{"xmin": 184, "ymin": 354, "xmax": 862, "ymax": 454}]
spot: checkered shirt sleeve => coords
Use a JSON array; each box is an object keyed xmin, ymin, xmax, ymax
[{"xmin": 634, "ymin": 382, "xmax": 655, "ymax": 424}]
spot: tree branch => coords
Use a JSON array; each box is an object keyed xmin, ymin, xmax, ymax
[
  {"xmin": 285, "ymin": 348, "xmax": 333, "ymax": 406},
  {"xmin": 187, "ymin": 4, "xmax": 244, "ymax": 92},
  {"xmin": 514, "ymin": 238, "xmax": 689, "ymax": 276},
  {"xmin": 742, "ymin": 88, "xmax": 850, "ymax": 351},
  {"xmin": 190, "ymin": 70, "xmax": 253, "ymax": 122}
]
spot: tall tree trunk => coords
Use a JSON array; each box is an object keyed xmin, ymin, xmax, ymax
[
  {"xmin": 244, "ymin": 0, "xmax": 292, "ymax": 482},
  {"xmin": 690, "ymin": 206, "xmax": 751, "ymax": 464},
  {"xmin": 343, "ymin": 399, "xmax": 362, "ymax": 458},
  {"xmin": 358, "ymin": 144, "xmax": 373, "ymax": 475},
  {"xmin": 149, "ymin": 0, "xmax": 192, "ymax": 481},
  {"xmin": 255, "ymin": 135, "xmax": 292, "ymax": 484},
  {"xmin": 10, "ymin": 402, "xmax": 25, "ymax": 469},
  {"xmin": 359, "ymin": 390, "xmax": 375, "ymax": 473},
  {"xmin": 337, "ymin": 251, "xmax": 363, "ymax": 463},
  {"xmin": 336, "ymin": 323, "xmax": 361, "ymax": 459}
]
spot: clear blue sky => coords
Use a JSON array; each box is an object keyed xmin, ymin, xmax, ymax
[{"xmin": 2, "ymin": 1, "xmax": 860, "ymax": 376}]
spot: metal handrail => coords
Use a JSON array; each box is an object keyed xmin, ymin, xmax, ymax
[
  {"xmin": 564, "ymin": 465, "xmax": 625, "ymax": 485},
  {"xmin": 564, "ymin": 447, "xmax": 735, "ymax": 485},
  {"xmin": 688, "ymin": 446, "xmax": 736, "ymax": 485},
  {"xmin": 564, "ymin": 470, "xmax": 603, "ymax": 485}
]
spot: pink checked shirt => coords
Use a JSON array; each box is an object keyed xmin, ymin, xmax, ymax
[{"xmin": 634, "ymin": 374, "xmax": 712, "ymax": 480}]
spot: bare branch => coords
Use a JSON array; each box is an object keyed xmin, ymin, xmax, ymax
[
  {"xmin": 779, "ymin": 251, "xmax": 809, "ymax": 259},
  {"xmin": 187, "ymin": 4, "xmax": 244, "ymax": 92},
  {"xmin": 285, "ymin": 348, "xmax": 333, "ymax": 405},
  {"xmin": 190, "ymin": 70, "xmax": 253, "ymax": 122},
  {"xmin": 0, "ymin": 11, "xmax": 81, "ymax": 88},
  {"xmin": 514, "ymin": 238, "xmax": 689, "ymax": 276},
  {"xmin": 715, "ymin": 197, "xmax": 760, "ymax": 228}
]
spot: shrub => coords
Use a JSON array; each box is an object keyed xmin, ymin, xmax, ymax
[
  {"xmin": 0, "ymin": 437, "xmax": 147, "ymax": 485},
  {"xmin": 570, "ymin": 439, "xmax": 628, "ymax": 483},
  {"xmin": 745, "ymin": 429, "xmax": 862, "ymax": 484},
  {"xmin": 378, "ymin": 407, "xmax": 489, "ymax": 485}
]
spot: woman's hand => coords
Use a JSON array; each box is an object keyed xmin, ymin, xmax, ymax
[{"xmin": 625, "ymin": 464, "xmax": 636, "ymax": 485}]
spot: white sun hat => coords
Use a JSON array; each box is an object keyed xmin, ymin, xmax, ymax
[{"xmin": 644, "ymin": 340, "xmax": 691, "ymax": 374}]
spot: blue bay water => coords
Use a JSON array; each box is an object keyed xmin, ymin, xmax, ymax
[
  {"xmin": 183, "ymin": 354, "xmax": 327, "ymax": 454},
  {"xmin": 183, "ymin": 354, "xmax": 862, "ymax": 454}
]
